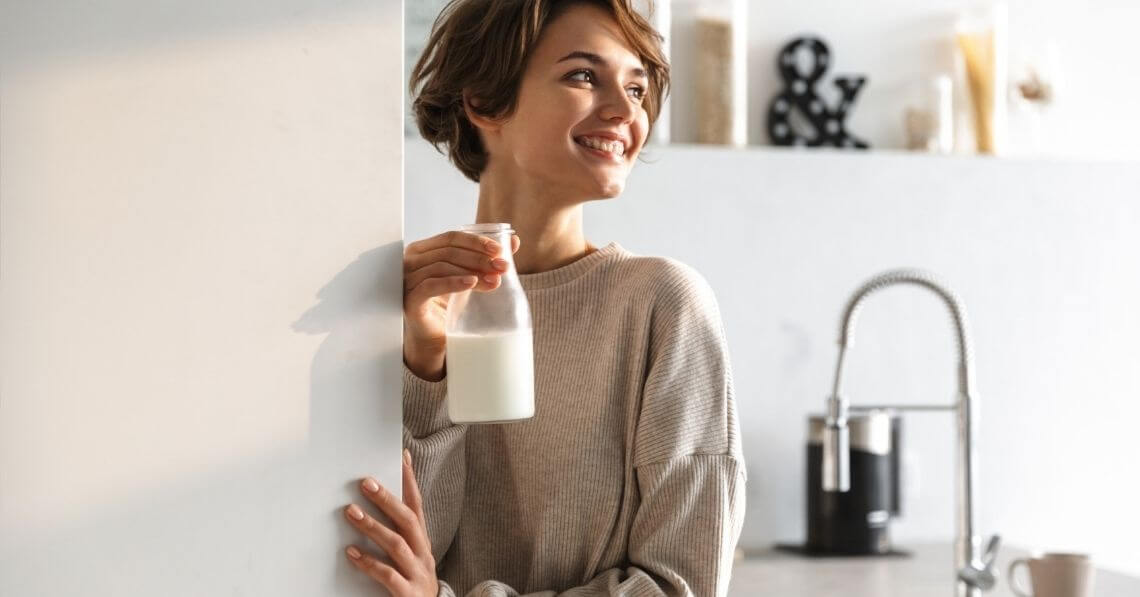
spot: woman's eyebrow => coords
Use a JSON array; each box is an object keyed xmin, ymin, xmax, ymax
[{"xmin": 556, "ymin": 50, "xmax": 647, "ymax": 79}]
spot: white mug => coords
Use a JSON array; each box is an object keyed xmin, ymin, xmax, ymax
[{"xmin": 1008, "ymin": 552, "xmax": 1095, "ymax": 597}]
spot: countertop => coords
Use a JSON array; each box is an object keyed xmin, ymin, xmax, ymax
[{"xmin": 728, "ymin": 542, "xmax": 1139, "ymax": 596}]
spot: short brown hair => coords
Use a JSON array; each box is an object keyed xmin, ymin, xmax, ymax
[{"xmin": 409, "ymin": 0, "xmax": 670, "ymax": 183}]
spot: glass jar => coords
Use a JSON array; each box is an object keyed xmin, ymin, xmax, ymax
[
  {"xmin": 671, "ymin": 0, "xmax": 746, "ymax": 146},
  {"xmin": 444, "ymin": 223, "xmax": 534, "ymax": 424},
  {"xmin": 695, "ymin": 0, "xmax": 746, "ymax": 146},
  {"xmin": 954, "ymin": 1, "xmax": 1008, "ymax": 155},
  {"xmin": 902, "ymin": 74, "xmax": 954, "ymax": 153}
]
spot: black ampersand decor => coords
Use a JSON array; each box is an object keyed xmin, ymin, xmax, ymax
[{"xmin": 766, "ymin": 36, "xmax": 869, "ymax": 149}]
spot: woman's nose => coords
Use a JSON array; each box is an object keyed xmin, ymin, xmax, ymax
[{"xmin": 599, "ymin": 86, "xmax": 638, "ymax": 123}]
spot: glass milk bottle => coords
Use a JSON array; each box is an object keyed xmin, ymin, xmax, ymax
[{"xmin": 444, "ymin": 223, "xmax": 535, "ymax": 424}]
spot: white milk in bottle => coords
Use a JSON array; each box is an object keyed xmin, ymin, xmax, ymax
[
  {"xmin": 445, "ymin": 329, "xmax": 534, "ymax": 423},
  {"xmin": 443, "ymin": 222, "xmax": 535, "ymax": 423}
]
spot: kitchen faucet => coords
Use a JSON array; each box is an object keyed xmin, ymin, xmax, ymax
[{"xmin": 820, "ymin": 269, "xmax": 1001, "ymax": 597}]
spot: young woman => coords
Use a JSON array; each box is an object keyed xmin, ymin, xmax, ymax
[{"xmin": 342, "ymin": 1, "xmax": 746, "ymax": 595}]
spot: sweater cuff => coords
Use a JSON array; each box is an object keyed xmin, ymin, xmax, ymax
[
  {"xmin": 402, "ymin": 359, "xmax": 455, "ymax": 438},
  {"xmin": 436, "ymin": 579, "xmax": 456, "ymax": 597}
]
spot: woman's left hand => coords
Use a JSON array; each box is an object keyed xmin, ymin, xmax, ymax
[{"xmin": 343, "ymin": 449, "xmax": 439, "ymax": 596}]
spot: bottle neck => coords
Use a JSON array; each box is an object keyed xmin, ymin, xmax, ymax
[{"xmin": 478, "ymin": 231, "xmax": 514, "ymax": 263}]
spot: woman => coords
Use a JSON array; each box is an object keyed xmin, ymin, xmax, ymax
[{"xmin": 342, "ymin": 1, "xmax": 746, "ymax": 595}]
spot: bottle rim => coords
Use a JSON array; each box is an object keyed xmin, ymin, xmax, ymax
[{"xmin": 459, "ymin": 223, "xmax": 514, "ymax": 235}]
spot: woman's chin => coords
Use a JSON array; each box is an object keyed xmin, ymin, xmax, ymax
[
  {"xmin": 589, "ymin": 168, "xmax": 629, "ymax": 197},
  {"xmin": 582, "ymin": 175, "xmax": 625, "ymax": 198},
  {"xmin": 597, "ymin": 182, "xmax": 624, "ymax": 198}
]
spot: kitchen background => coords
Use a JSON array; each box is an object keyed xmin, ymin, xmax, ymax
[
  {"xmin": 1, "ymin": 1, "xmax": 1136, "ymax": 595},
  {"xmin": 405, "ymin": 0, "xmax": 1140, "ymax": 578}
]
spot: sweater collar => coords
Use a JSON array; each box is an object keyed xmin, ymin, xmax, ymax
[{"xmin": 518, "ymin": 241, "xmax": 624, "ymax": 291}]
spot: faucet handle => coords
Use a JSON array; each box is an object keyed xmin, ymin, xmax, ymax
[
  {"xmin": 981, "ymin": 534, "xmax": 1002, "ymax": 567},
  {"xmin": 958, "ymin": 534, "xmax": 1002, "ymax": 591}
]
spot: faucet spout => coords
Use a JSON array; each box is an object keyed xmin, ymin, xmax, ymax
[{"xmin": 821, "ymin": 268, "xmax": 996, "ymax": 597}]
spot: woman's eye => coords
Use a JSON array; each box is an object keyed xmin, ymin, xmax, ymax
[
  {"xmin": 568, "ymin": 70, "xmax": 645, "ymax": 101},
  {"xmin": 568, "ymin": 70, "xmax": 593, "ymax": 83}
]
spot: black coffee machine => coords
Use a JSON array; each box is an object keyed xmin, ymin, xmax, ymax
[{"xmin": 800, "ymin": 409, "xmax": 905, "ymax": 555}]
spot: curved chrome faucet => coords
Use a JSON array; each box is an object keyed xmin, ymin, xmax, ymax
[{"xmin": 821, "ymin": 269, "xmax": 1000, "ymax": 597}]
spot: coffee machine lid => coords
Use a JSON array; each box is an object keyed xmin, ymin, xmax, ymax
[{"xmin": 807, "ymin": 410, "xmax": 895, "ymax": 455}]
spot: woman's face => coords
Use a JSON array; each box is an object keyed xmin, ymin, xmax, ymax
[{"xmin": 486, "ymin": 3, "xmax": 651, "ymax": 200}]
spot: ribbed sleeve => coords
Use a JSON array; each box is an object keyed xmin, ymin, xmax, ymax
[
  {"xmin": 627, "ymin": 455, "xmax": 746, "ymax": 596},
  {"xmin": 402, "ymin": 360, "xmax": 468, "ymax": 567},
  {"xmin": 635, "ymin": 260, "xmax": 744, "ymax": 471},
  {"xmin": 402, "ymin": 360, "xmax": 453, "ymax": 438}
]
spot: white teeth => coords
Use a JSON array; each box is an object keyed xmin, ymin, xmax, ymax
[{"xmin": 577, "ymin": 136, "xmax": 625, "ymax": 157}]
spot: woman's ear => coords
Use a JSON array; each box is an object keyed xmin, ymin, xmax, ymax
[{"xmin": 462, "ymin": 90, "xmax": 503, "ymax": 134}]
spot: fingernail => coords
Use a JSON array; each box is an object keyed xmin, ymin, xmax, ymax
[
  {"xmin": 484, "ymin": 274, "xmax": 498, "ymax": 283},
  {"xmin": 363, "ymin": 478, "xmax": 379, "ymax": 493},
  {"xmin": 403, "ymin": 449, "xmax": 411, "ymax": 467},
  {"xmin": 347, "ymin": 505, "xmax": 364, "ymax": 521},
  {"xmin": 347, "ymin": 546, "xmax": 361, "ymax": 559},
  {"xmin": 485, "ymin": 241, "xmax": 501, "ymax": 255},
  {"xmin": 493, "ymin": 259, "xmax": 508, "ymax": 271}
]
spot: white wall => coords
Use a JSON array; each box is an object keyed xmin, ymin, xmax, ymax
[
  {"xmin": 405, "ymin": 138, "xmax": 1140, "ymax": 577},
  {"xmin": 0, "ymin": 1, "xmax": 404, "ymax": 595}
]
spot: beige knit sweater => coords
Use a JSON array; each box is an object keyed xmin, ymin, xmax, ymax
[{"xmin": 402, "ymin": 241, "xmax": 747, "ymax": 597}]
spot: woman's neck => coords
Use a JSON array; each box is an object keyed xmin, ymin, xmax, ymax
[{"xmin": 474, "ymin": 179, "xmax": 595, "ymax": 275}]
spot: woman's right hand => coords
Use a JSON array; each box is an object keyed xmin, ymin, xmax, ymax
[{"xmin": 402, "ymin": 230, "xmax": 520, "ymax": 379}]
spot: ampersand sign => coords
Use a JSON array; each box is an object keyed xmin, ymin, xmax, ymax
[{"xmin": 766, "ymin": 36, "xmax": 869, "ymax": 149}]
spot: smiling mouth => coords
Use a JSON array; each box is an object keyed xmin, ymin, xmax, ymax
[{"xmin": 574, "ymin": 136, "xmax": 628, "ymax": 161}]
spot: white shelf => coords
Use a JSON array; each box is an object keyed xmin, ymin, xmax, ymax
[
  {"xmin": 402, "ymin": 135, "xmax": 1138, "ymax": 166},
  {"xmin": 640, "ymin": 142, "xmax": 1140, "ymax": 165}
]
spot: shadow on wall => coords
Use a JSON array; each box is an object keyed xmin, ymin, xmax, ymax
[{"xmin": 0, "ymin": 240, "xmax": 405, "ymax": 596}]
